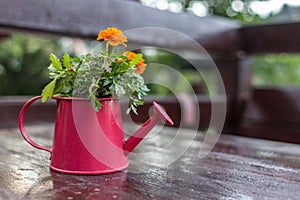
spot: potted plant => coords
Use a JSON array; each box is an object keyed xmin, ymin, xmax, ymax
[
  {"xmin": 41, "ymin": 27, "xmax": 149, "ymax": 114},
  {"xmin": 18, "ymin": 27, "xmax": 173, "ymax": 174}
]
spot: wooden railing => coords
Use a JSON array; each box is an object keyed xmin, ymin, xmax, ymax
[
  {"xmin": 0, "ymin": 0, "xmax": 300, "ymax": 143},
  {"xmin": 236, "ymin": 22, "xmax": 300, "ymax": 143}
]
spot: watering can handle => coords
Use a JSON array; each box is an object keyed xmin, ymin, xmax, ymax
[{"xmin": 18, "ymin": 96, "xmax": 52, "ymax": 154}]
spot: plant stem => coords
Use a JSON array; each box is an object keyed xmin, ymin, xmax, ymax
[{"xmin": 105, "ymin": 42, "xmax": 109, "ymax": 56}]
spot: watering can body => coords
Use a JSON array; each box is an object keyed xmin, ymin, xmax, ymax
[{"xmin": 18, "ymin": 96, "xmax": 173, "ymax": 175}]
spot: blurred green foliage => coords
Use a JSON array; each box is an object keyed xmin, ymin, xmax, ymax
[
  {"xmin": 141, "ymin": 49, "xmax": 215, "ymax": 96},
  {"xmin": 0, "ymin": 34, "xmax": 61, "ymax": 95},
  {"xmin": 181, "ymin": 0, "xmax": 263, "ymax": 24},
  {"xmin": 253, "ymin": 54, "xmax": 300, "ymax": 87}
]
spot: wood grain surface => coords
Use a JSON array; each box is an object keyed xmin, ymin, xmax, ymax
[{"xmin": 0, "ymin": 123, "xmax": 299, "ymax": 199}]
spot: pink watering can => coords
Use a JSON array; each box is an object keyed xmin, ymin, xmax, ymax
[{"xmin": 18, "ymin": 96, "xmax": 173, "ymax": 175}]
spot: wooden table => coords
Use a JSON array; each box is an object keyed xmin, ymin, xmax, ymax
[{"xmin": 0, "ymin": 123, "xmax": 299, "ymax": 199}]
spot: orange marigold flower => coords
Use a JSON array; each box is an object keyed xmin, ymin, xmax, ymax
[
  {"xmin": 97, "ymin": 27, "xmax": 127, "ymax": 47},
  {"xmin": 108, "ymin": 34, "xmax": 127, "ymax": 47},
  {"xmin": 123, "ymin": 51, "xmax": 136, "ymax": 61},
  {"xmin": 135, "ymin": 62, "xmax": 146, "ymax": 74},
  {"xmin": 123, "ymin": 51, "xmax": 147, "ymax": 74}
]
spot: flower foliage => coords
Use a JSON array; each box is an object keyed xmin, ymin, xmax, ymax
[{"xmin": 41, "ymin": 27, "xmax": 149, "ymax": 114}]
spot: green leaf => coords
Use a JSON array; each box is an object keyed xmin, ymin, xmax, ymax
[
  {"xmin": 118, "ymin": 55, "xmax": 129, "ymax": 61},
  {"xmin": 91, "ymin": 95, "xmax": 102, "ymax": 112},
  {"xmin": 63, "ymin": 53, "xmax": 71, "ymax": 68},
  {"xmin": 41, "ymin": 79, "xmax": 56, "ymax": 102},
  {"xmin": 127, "ymin": 103, "xmax": 138, "ymax": 115},
  {"xmin": 48, "ymin": 64, "xmax": 57, "ymax": 72},
  {"xmin": 53, "ymin": 80, "xmax": 64, "ymax": 94},
  {"xmin": 49, "ymin": 53, "xmax": 62, "ymax": 70},
  {"xmin": 103, "ymin": 79, "xmax": 112, "ymax": 86},
  {"xmin": 129, "ymin": 54, "xmax": 142, "ymax": 67},
  {"xmin": 73, "ymin": 56, "xmax": 80, "ymax": 63}
]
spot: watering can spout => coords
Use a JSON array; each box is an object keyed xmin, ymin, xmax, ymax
[{"xmin": 124, "ymin": 102, "xmax": 174, "ymax": 155}]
